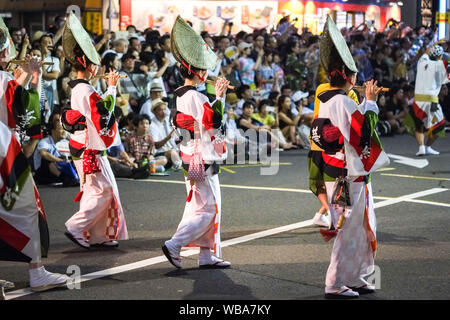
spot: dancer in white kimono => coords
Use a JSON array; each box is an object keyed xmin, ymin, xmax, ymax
[
  {"xmin": 314, "ymin": 16, "xmax": 389, "ymax": 299},
  {"xmin": 405, "ymin": 43, "xmax": 449, "ymax": 156},
  {"xmin": 0, "ymin": 24, "xmax": 68, "ymax": 294},
  {"xmin": 61, "ymin": 13, "xmax": 127, "ymax": 249},
  {"xmin": 162, "ymin": 16, "xmax": 231, "ymax": 269}
]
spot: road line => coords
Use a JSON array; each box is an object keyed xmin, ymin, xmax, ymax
[
  {"xmin": 220, "ymin": 167, "xmax": 236, "ymax": 174},
  {"xmin": 5, "ymin": 187, "xmax": 448, "ymax": 300},
  {"xmin": 381, "ymin": 173, "xmax": 450, "ymax": 181}
]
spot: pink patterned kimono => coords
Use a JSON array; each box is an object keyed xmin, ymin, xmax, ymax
[{"xmin": 64, "ymin": 79, "xmax": 127, "ymax": 244}]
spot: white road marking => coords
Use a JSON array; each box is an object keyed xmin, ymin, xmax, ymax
[
  {"xmin": 5, "ymin": 187, "xmax": 448, "ymax": 300},
  {"xmin": 387, "ymin": 153, "xmax": 429, "ymax": 169}
]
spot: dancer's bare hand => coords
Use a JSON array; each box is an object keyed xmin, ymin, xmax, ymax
[
  {"xmin": 215, "ymin": 77, "xmax": 230, "ymax": 98},
  {"xmin": 365, "ymin": 79, "xmax": 383, "ymax": 101}
]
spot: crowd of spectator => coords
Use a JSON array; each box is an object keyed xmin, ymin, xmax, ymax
[{"xmin": 6, "ymin": 14, "xmax": 450, "ymax": 186}]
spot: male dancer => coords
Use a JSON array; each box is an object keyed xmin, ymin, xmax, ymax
[{"xmin": 406, "ymin": 44, "xmax": 449, "ymax": 155}]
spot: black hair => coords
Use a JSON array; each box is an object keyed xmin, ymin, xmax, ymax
[
  {"xmin": 178, "ymin": 63, "xmax": 204, "ymax": 80},
  {"xmin": 72, "ymin": 44, "xmax": 96, "ymax": 71},
  {"xmin": 236, "ymin": 84, "xmax": 250, "ymax": 99},
  {"xmin": 140, "ymin": 51, "xmax": 154, "ymax": 65},
  {"xmin": 121, "ymin": 52, "xmax": 135, "ymax": 63},
  {"xmin": 158, "ymin": 35, "xmax": 170, "ymax": 47},
  {"xmin": 133, "ymin": 113, "xmax": 151, "ymax": 127},
  {"xmin": 328, "ymin": 46, "xmax": 356, "ymax": 88},
  {"xmin": 258, "ymin": 99, "xmax": 271, "ymax": 110},
  {"xmin": 101, "ymin": 52, "xmax": 119, "ymax": 72},
  {"xmin": 268, "ymin": 91, "xmax": 279, "ymax": 102},
  {"xmin": 242, "ymin": 101, "xmax": 255, "ymax": 110},
  {"xmin": 277, "ymin": 95, "xmax": 290, "ymax": 108},
  {"xmin": 129, "ymin": 37, "xmax": 139, "ymax": 44}
]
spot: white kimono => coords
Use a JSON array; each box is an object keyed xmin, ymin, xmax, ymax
[
  {"xmin": 0, "ymin": 71, "xmax": 48, "ymax": 263},
  {"xmin": 317, "ymin": 92, "xmax": 389, "ymax": 289},
  {"xmin": 64, "ymin": 80, "xmax": 128, "ymax": 244},
  {"xmin": 170, "ymin": 86, "xmax": 226, "ymax": 257},
  {"xmin": 412, "ymin": 54, "xmax": 449, "ymax": 134}
]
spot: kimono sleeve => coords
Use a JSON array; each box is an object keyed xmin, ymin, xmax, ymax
[
  {"xmin": 438, "ymin": 60, "xmax": 450, "ymax": 85},
  {"xmin": 84, "ymin": 84, "xmax": 118, "ymax": 148},
  {"xmin": 190, "ymin": 92, "xmax": 224, "ymax": 131},
  {"xmin": 329, "ymin": 96, "xmax": 385, "ymax": 174},
  {"xmin": 2, "ymin": 75, "xmax": 41, "ymax": 138}
]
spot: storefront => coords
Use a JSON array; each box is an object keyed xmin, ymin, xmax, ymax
[
  {"xmin": 118, "ymin": 0, "xmax": 403, "ymax": 35},
  {"xmin": 0, "ymin": 0, "xmax": 102, "ymax": 35},
  {"xmin": 278, "ymin": 0, "xmax": 403, "ymax": 34}
]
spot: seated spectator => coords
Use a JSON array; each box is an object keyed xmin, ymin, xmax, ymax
[
  {"xmin": 124, "ymin": 114, "xmax": 168, "ymax": 172},
  {"xmin": 140, "ymin": 81, "xmax": 167, "ymax": 120},
  {"xmin": 119, "ymin": 111, "xmax": 136, "ymax": 141},
  {"xmin": 149, "ymin": 99, "xmax": 182, "ymax": 170},
  {"xmin": 33, "ymin": 114, "xmax": 79, "ymax": 187},
  {"xmin": 252, "ymin": 99, "xmax": 295, "ymax": 150},
  {"xmin": 370, "ymin": 48, "xmax": 390, "ymax": 87},
  {"xmin": 107, "ymin": 139, "xmax": 150, "ymax": 179},
  {"xmin": 277, "ymin": 95, "xmax": 303, "ymax": 146},
  {"xmin": 376, "ymin": 94, "xmax": 394, "ymax": 136},
  {"xmin": 235, "ymin": 84, "xmax": 254, "ymax": 116},
  {"xmin": 385, "ymin": 86, "xmax": 407, "ymax": 134}
]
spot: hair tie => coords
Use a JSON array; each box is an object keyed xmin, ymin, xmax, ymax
[
  {"xmin": 77, "ymin": 55, "xmax": 87, "ymax": 69},
  {"xmin": 331, "ymin": 68, "xmax": 355, "ymax": 86}
]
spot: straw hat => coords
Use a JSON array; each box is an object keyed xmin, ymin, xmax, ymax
[
  {"xmin": 151, "ymin": 98, "xmax": 167, "ymax": 111},
  {"xmin": 62, "ymin": 12, "xmax": 101, "ymax": 66},
  {"xmin": 170, "ymin": 15, "xmax": 217, "ymax": 70},
  {"xmin": 0, "ymin": 17, "xmax": 16, "ymax": 60},
  {"xmin": 319, "ymin": 15, "xmax": 357, "ymax": 74}
]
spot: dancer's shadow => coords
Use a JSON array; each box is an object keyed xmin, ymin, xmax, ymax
[{"xmin": 165, "ymin": 268, "xmax": 257, "ymax": 300}]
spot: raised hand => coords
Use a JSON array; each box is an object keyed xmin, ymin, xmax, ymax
[{"xmin": 215, "ymin": 77, "xmax": 230, "ymax": 98}]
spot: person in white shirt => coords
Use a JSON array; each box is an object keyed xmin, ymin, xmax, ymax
[
  {"xmin": 149, "ymin": 98, "xmax": 181, "ymax": 170},
  {"xmin": 140, "ymin": 82, "xmax": 168, "ymax": 120}
]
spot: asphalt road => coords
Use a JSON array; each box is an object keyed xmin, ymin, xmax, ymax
[{"xmin": 1, "ymin": 133, "xmax": 449, "ymax": 303}]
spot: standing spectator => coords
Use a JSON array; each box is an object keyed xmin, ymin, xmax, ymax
[
  {"xmin": 272, "ymin": 52, "xmax": 285, "ymax": 88},
  {"xmin": 102, "ymin": 38, "xmax": 128, "ymax": 59},
  {"xmin": 140, "ymin": 51, "xmax": 170, "ymax": 97},
  {"xmin": 256, "ymin": 51, "xmax": 276, "ymax": 91},
  {"xmin": 238, "ymin": 42, "xmax": 263, "ymax": 87},
  {"xmin": 159, "ymin": 35, "xmax": 177, "ymax": 67},
  {"xmin": 352, "ymin": 34, "xmax": 373, "ymax": 83},
  {"xmin": 305, "ymin": 36, "xmax": 320, "ymax": 90},
  {"xmin": 119, "ymin": 53, "xmax": 153, "ymax": 113},
  {"xmin": 40, "ymin": 33, "xmax": 60, "ymax": 121},
  {"xmin": 250, "ymin": 35, "xmax": 265, "ymax": 61},
  {"xmin": 284, "ymin": 40, "xmax": 308, "ymax": 91},
  {"xmin": 149, "ymin": 99, "xmax": 182, "ymax": 170}
]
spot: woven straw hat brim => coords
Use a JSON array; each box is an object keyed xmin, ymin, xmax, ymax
[
  {"xmin": 62, "ymin": 13, "xmax": 100, "ymax": 66},
  {"xmin": 170, "ymin": 15, "xmax": 217, "ymax": 70},
  {"xmin": 319, "ymin": 15, "xmax": 357, "ymax": 74},
  {"xmin": 0, "ymin": 17, "xmax": 16, "ymax": 60}
]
